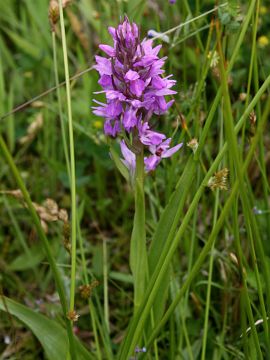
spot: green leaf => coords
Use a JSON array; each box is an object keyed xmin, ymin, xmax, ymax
[
  {"xmin": 1, "ymin": 28, "xmax": 51, "ymax": 67},
  {"xmin": 0, "ymin": 296, "xmax": 93, "ymax": 360},
  {"xmin": 8, "ymin": 245, "xmax": 45, "ymax": 271}
]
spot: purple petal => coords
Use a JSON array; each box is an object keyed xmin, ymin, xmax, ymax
[
  {"xmin": 98, "ymin": 75, "xmax": 113, "ymax": 89},
  {"xmin": 105, "ymin": 100, "xmax": 123, "ymax": 118},
  {"xmin": 99, "ymin": 44, "xmax": 116, "ymax": 57},
  {"xmin": 151, "ymin": 76, "xmax": 176, "ymax": 91},
  {"xmin": 152, "ymin": 97, "xmax": 170, "ymax": 114},
  {"xmin": 124, "ymin": 69, "xmax": 140, "ymax": 81},
  {"xmin": 151, "ymin": 76, "xmax": 166, "ymax": 89},
  {"xmin": 92, "ymin": 106, "xmax": 105, "ymax": 117},
  {"xmin": 130, "ymin": 79, "xmax": 145, "ymax": 97},
  {"xmin": 122, "ymin": 108, "xmax": 138, "ymax": 131},
  {"xmin": 94, "ymin": 100, "xmax": 122, "ymax": 119},
  {"xmin": 108, "ymin": 26, "xmax": 116, "ymax": 39},
  {"xmin": 152, "ymin": 44, "xmax": 162, "ymax": 56},
  {"xmin": 120, "ymin": 140, "xmax": 136, "ymax": 177},
  {"xmin": 128, "ymin": 99, "xmax": 143, "ymax": 108},
  {"xmin": 132, "ymin": 23, "xmax": 139, "ymax": 38},
  {"xmin": 162, "ymin": 143, "xmax": 183, "ymax": 158},
  {"xmin": 144, "ymin": 155, "xmax": 161, "ymax": 172},
  {"xmin": 94, "ymin": 55, "xmax": 112, "ymax": 75},
  {"xmin": 138, "ymin": 121, "xmax": 166, "ymax": 146},
  {"xmin": 155, "ymin": 88, "xmax": 177, "ymax": 96},
  {"xmin": 148, "ymin": 132, "xmax": 166, "ymax": 145},
  {"xmin": 134, "ymin": 55, "xmax": 158, "ymax": 67},
  {"xmin": 120, "ymin": 140, "xmax": 135, "ymax": 164},
  {"xmin": 104, "ymin": 119, "xmax": 121, "ymax": 137},
  {"xmin": 165, "ymin": 99, "xmax": 175, "ymax": 110},
  {"xmin": 105, "ymin": 90, "xmax": 126, "ymax": 101}
]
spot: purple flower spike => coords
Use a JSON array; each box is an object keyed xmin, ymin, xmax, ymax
[{"xmin": 92, "ymin": 16, "xmax": 183, "ymax": 175}]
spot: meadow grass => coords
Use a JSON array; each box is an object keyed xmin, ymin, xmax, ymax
[{"xmin": 0, "ymin": 0, "xmax": 270, "ymax": 359}]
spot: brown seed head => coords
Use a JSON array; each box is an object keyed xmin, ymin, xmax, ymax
[
  {"xmin": 79, "ymin": 284, "xmax": 92, "ymax": 299},
  {"xmin": 67, "ymin": 310, "xmax": 80, "ymax": 322},
  {"xmin": 207, "ymin": 168, "xmax": 229, "ymax": 191},
  {"xmin": 249, "ymin": 110, "xmax": 257, "ymax": 126},
  {"xmin": 49, "ymin": 0, "xmax": 59, "ymax": 30}
]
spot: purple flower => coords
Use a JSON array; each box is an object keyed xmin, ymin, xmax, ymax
[
  {"xmin": 138, "ymin": 121, "xmax": 166, "ymax": 146},
  {"xmin": 92, "ymin": 17, "xmax": 183, "ymax": 174},
  {"xmin": 144, "ymin": 139, "xmax": 183, "ymax": 172},
  {"xmin": 123, "ymin": 107, "xmax": 139, "ymax": 131}
]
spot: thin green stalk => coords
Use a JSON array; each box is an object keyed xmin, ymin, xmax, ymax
[
  {"xmin": 0, "ymin": 134, "xmax": 76, "ymax": 358},
  {"xmin": 181, "ymin": 314, "xmax": 194, "ymax": 360},
  {"xmin": 241, "ymin": 0, "xmax": 260, "ymax": 150},
  {"xmin": 58, "ymin": 0, "xmax": 77, "ymax": 332},
  {"xmin": 51, "ymin": 30, "xmax": 71, "ymax": 181},
  {"xmin": 180, "ymin": 171, "xmax": 201, "ymax": 357},
  {"xmin": 201, "ymin": 105, "xmax": 224, "ymax": 359},
  {"xmin": 77, "ymin": 215, "xmax": 103, "ymax": 360},
  {"xmin": 103, "ymin": 238, "xmax": 110, "ymax": 334}
]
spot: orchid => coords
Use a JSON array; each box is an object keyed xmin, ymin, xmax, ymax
[
  {"xmin": 144, "ymin": 139, "xmax": 183, "ymax": 172},
  {"xmin": 93, "ymin": 16, "xmax": 182, "ymax": 174}
]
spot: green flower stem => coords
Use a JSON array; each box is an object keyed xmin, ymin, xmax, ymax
[
  {"xmin": 58, "ymin": 0, "xmax": 77, "ymax": 323},
  {"xmin": 52, "ymin": 30, "xmax": 71, "ymax": 182},
  {"xmin": 58, "ymin": 2, "xmax": 77, "ymax": 358},
  {"xmin": 103, "ymin": 238, "xmax": 110, "ymax": 333},
  {"xmin": 0, "ymin": 134, "xmax": 76, "ymax": 359},
  {"xmin": 130, "ymin": 149, "xmax": 148, "ymax": 312}
]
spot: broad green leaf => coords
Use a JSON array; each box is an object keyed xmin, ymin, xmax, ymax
[
  {"xmin": 8, "ymin": 245, "xmax": 44, "ymax": 271},
  {"xmin": 0, "ymin": 296, "xmax": 93, "ymax": 360},
  {"xmin": 110, "ymin": 271, "xmax": 133, "ymax": 284},
  {"xmin": 130, "ymin": 153, "xmax": 147, "ymax": 310}
]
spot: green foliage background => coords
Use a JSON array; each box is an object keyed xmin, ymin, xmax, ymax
[{"xmin": 0, "ymin": 0, "xmax": 270, "ymax": 359}]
